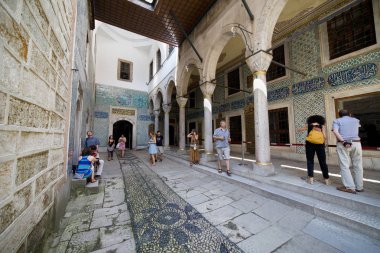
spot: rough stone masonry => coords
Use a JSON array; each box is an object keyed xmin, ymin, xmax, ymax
[{"xmin": 0, "ymin": 0, "xmax": 76, "ymax": 252}]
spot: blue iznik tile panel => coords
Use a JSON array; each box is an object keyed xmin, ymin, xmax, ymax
[{"xmin": 94, "ymin": 84, "xmax": 153, "ymax": 147}]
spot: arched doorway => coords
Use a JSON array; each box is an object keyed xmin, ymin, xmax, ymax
[{"xmin": 113, "ymin": 120, "xmax": 133, "ymax": 149}]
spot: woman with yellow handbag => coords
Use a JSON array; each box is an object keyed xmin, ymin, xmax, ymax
[{"xmin": 299, "ymin": 115, "xmax": 330, "ymax": 185}]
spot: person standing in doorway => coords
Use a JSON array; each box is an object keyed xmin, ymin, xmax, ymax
[
  {"xmin": 333, "ymin": 109, "xmax": 363, "ymax": 194},
  {"xmin": 298, "ymin": 115, "xmax": 330, "ymax": 185},
  {"xmin": 187, "ymin": 129, "xmax": 200, "ymax": 166},
  {"xmin": 107, "ymin": 135, "xmax": 115, "ymax": 161},
  {"xmin": 148, "ymin": 131, "xmax": 157, "ymax": 166},
  {"xmin": 156, "ymin": 131, "xmax": 164, "ymax": 162},
  {"xmin": 85, "ymin": 131, "xmax": 100, "ymax": 150},
  {"xmin": 118, "ymin": 134, "xmax": 127, "ymax": 158},
  {"xmin": 213, "ymin": 120, "xmax": 232, "ymax": 176}
]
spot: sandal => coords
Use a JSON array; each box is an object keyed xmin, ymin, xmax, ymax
[
  {"xmin": 336, "ymin": 186, "xmax": 356, "ymax": 194},
  {"xmin": 218, "ymin": 168, "xmax": 222, "ymax": 173},
  {"xmin": 90, "ymin": 179, "xmax": 97, "ymax": 183},
  {"xmin": 226, "ymin": 170, "xmax": 232, "ymax": 176}
]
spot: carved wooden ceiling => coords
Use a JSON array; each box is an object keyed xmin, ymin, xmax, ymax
[{"xmin": 92, "ymin": 0, "xmax": 218, "ymax": 46}]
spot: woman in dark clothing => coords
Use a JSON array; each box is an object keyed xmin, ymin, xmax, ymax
[{"xmin": 299, "ymin": 115, "xmax": 330, "ymax": 185}]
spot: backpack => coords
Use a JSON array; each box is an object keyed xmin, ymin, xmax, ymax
[{"xmin": 306, "ymin": 129, "xmax": 325, "ymax": 144}]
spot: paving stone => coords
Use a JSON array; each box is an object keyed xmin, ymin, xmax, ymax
[
  {"xmin": 66, "ymin": 229, "xmax": 100, "ymax": 253},
  {"xmin": 230, "ymin": 198, "xmax": 262, "ymax": 213},
  {"xmin": 238, "ymin": 226, "xmax": 292, "ymax": 253},
  {"xmin": 194, "ymin": 195, "xmax": 235, "ymax": 213},
  {"xmin": 253, "ymin": 200, "xmax": 293, "ymax": 223},
  {"xmin": 90, "ymin": 216, "xmax": 113, "ymax": 229},
  {"xmin": 203, "ymin": 205, "xmax": 243, "ymax": 225},
  {"xmin": 114, "ymin": 211, "xmax": 131, "ymax": 226},
  {"xmin": 277, "ymin": 209, "xmax": 315, "ymax": 235},
  {"xmin": 103, "ymin": 189, "xmax": 125, "ymax": 208},
  {"xmin": 274, "ymin": 234, "xmax": 342, "ymax": 253},
  {"xmin": 186, "ymin": 194, "xmax": 210, "ymax": 205},
  {"xmin": 93, "ymin": 204, "xmax": 128, "ymax": 218},
  {"xmin": 226, "ymin": 188, "xmax": 257, "ymax": 201},
  {"xmin": 90, "ymin": 240, "xmax": 136, "ymax": 253},
  {"xmin": 99, "ymin": 225, "xmax": 134, "ymax": 248},
  {"xmin": 232, "ymin": 212, "xmax": 271, "ymax": 235},
  {"xmin": 217, "ymin": 221, "xmax": 252, "ymax": 243}
]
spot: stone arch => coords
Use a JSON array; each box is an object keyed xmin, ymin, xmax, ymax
[
  {"xmin": 178, "ymin": 57, "xmax": 202, "ymax": 96},
  {"xmin": 202, "ymin": 25, "xmax": 248, "ymax": 82},
  {"xmin": 252, "ymin": 0, "xmax": 288, "ymax": 51},
  {"xmin": 155, "ymin": 89, "xmax": 164, "ymax": 110},
  {"xmin": 166, "ymin": 78, "xmax": 176, "ymax": 105},
  {"xmin": 148, "ymin": 97, "xmax": 154, "ymax": 115}
]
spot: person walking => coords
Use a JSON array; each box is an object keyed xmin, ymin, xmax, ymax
[
  {"xmin": 156, "ymin": 130, "xmax": 164, "ymax": 162},
  {"xmin": 118, "ymin": 134, "xmax": 127, "ymax": 158},
  {"xmin": 107, "ymin": 135, "xmax": 115, "ymax": 161},
  {"xmin": 85, "ymin": 131, "xmax": 100, "ymax": 150},
  {"xmin": 213, "ymin": 120, "xmax": 232, "ymax": 176},
  {"xmin": 187, "ymin": 129, "xmax": 200, "ymax": 166},
  {"xmin": 148, "ymin": 131, "xmax": 158, "ymax": 166},
  {"xmin": 333, "ymin": 109, "xmax": 363, "ymax": 194},
  {"xmin": 298, "ymin": 115, "xmax": 330, "ymax": 185}
]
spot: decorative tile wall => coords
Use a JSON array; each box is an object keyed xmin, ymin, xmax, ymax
[{"xmin": 94, "ymin": 84, "xmax": 153, "ymax": 147}]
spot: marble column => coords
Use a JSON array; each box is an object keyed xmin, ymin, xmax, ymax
[
  {"xmin": 163, "ymin": 105, "xmax": 171, "ymax": 148},
  {"xmin": 176, "ymin": 97, "xmax": 188, "ymax": 151},
  {"xmin": 154, "ymin": 110, "xmax": 160, "ymax": 132},
  {"xmin": 246, "ymin": 51, "xmax": 275, "ymax": 176},
  {"xmin": 200, "ymin": 82, "xmax": 216, "ymax": 158}
]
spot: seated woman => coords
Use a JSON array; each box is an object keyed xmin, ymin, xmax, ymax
[{"xmin": 76, "ymin": 148, "xmax": 97, "ymax": 183}]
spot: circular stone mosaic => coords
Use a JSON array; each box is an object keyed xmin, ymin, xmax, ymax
[{"xmin": 120, "ymin": 152, "xmax": 243, "ymax": 253}]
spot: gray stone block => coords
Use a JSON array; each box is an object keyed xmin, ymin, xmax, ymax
[
  {"xmin": 232, "ymin": 212, "xmax": 271, "ymax": 235},
  {"xmin": 203, "ymin": 205, "xmax": 243, "ymax": 225},
  {"xmin": 253, "ymin": 200, "xmax": 293, "ymax": 223}
]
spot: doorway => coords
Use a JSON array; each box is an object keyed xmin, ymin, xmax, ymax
[
  {"xmin": 169, "ymin": 125, "xmax": 175, "ymax": 145},
  {"xmin": 113, "ymin": 120, "xmax": 133, "ymax": 149}
]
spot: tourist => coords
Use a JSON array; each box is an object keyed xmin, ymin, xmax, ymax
[
  {"xmin": 148, "ymin": 131, "xmax": 157, "ymax": 166},
  {"xmin": 213, "ymin": 120, "xmax": 232, "ymax": 176},
  {"xmin": 76, "ymin": 148, "xmax": 96, "ymax": 183},
  {"xmin": 85, "ymin": 131, "xmax": 100, "ymax": 150},
  {"xmin": 107, "ymin": 135, "xmax": 115, "ymax": 161},
  {"xmin": 118, "ymin": 134, "xmax": 127, "ymax": 158},
  {"xmin": 298, "ymin": 115, "xmax": 330, "ymax": 185},
  {"xmin": 187, "ymin": 129, "xmax": 199, "ymax": 166},
  {"xmin": 156, "ymin": 130, "xmax": 164, "ymax": 162},
  {"xmin": 90, "ymin": 145, "xmax": 104, "ymax": 177},
  {"xmin": 333, "ymin": 109, "xmax": 363, "ymax": 194}
]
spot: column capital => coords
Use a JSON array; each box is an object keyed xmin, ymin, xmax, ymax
[
  {"xmin": 176, "ymin": 97, "xmax": 188, "ymax": 108},
  {"xmin": 163, "ymin": 105, "xmax": 171, "ymax": 113},
  {"xmin": 200, "ymin": 82, "xmax": 216, "ymax": 98},
  {"xmin": 153, "ymin": 110, "xmax": 160, "ymax": 117},
  {"xmin": 245, "ymin": 50, "xmax": 273, "ymax": 73}
]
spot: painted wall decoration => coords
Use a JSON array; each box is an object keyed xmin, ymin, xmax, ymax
[
  {"xmin": 268, "ymin": 87, "xmax": 290, "ymax": 101},
  {"xmin": 95, "ymin": 111, "xmax": 108, "ymax": 118},
  {"xmin": 327, "ymin": 63, "xmax": 377, "ymax": 86}
]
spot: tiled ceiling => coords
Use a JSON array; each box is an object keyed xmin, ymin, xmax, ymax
[{"xmin": 93, "ymin": 0, "xmax": 218, "ymax": 46}]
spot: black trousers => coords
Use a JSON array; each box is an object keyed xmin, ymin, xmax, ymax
[{"xmin": 305, "ymin": 141, "xmax": 329, "ymax": 179}]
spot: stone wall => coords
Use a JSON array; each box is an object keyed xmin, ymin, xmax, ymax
[
  {"xmin": 0, "ymin": 0, "xmax": 77, "ymax": 252},
  {"xmin": 94, "ymin": 84, "xmax": 153, "ymax": 148}
]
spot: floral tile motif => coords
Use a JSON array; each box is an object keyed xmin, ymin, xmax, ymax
[{"xmin": 121, "ymin": 152, "xmax": 243, "ymax": 253}]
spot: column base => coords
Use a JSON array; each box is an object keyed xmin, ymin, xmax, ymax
[
  {"xmin": 201, "ymin": 152, "xmax": 217, "ymax": 162},
  {"xmin": 253, "ymin": 162, "xmax": 275, "ymax": 177}
]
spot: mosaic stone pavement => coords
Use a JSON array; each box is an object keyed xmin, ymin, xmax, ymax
[{"xmin": 119, "ymin": 152, "xmax": 243, "ymax": 253}]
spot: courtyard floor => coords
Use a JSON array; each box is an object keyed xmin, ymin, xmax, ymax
[{"xmin": 43, "ymin": 150, "xmax": 380, "ymax": 253}]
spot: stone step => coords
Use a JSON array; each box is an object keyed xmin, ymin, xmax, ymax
[
  {"xmin": 164, "ymin": 153, "xmax": 380, "ymax": 241},
  {"xmin": 71, "ymin": 177, "xmax": 101, "ymax": 196},
  {"xmin": 266, "ymin": 176, "xmax": 380, "ymax": 217}
]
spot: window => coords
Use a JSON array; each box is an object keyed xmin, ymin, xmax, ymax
[
  {"xmin": 227, "ymin": 68, "xmax": 240, "ymax": 96},
  {"xmin": 149, "ymin": 61, "xmax": 153, "ymax": 80},
  {"xmin": 118, "ymin": 60, "xmax": 133, "ymax": 82},
  {"xmin": 189, "ymin": 92, "xmax": 196, "ymax": 108},
  {"xmin": 327, "ymin": 0, "xmax": 376, "ymax": 60},
  {"xmin": 267, "ymin": 45, "xmax": 286, "ymax": 82},
  {"xmin": 269, "ymin": 108, "xmax": 289, "ymax": 144},
  {"xmin": 156, "ymin": 50, "xmax": 161, "ymax": 72},
  {"xmin": 229, "ymin": 116, "xmax": 242, "ymax": 143},
  {"xmin": 335, "ymin": 92, "xmax": 380, "ymax": 148}
]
